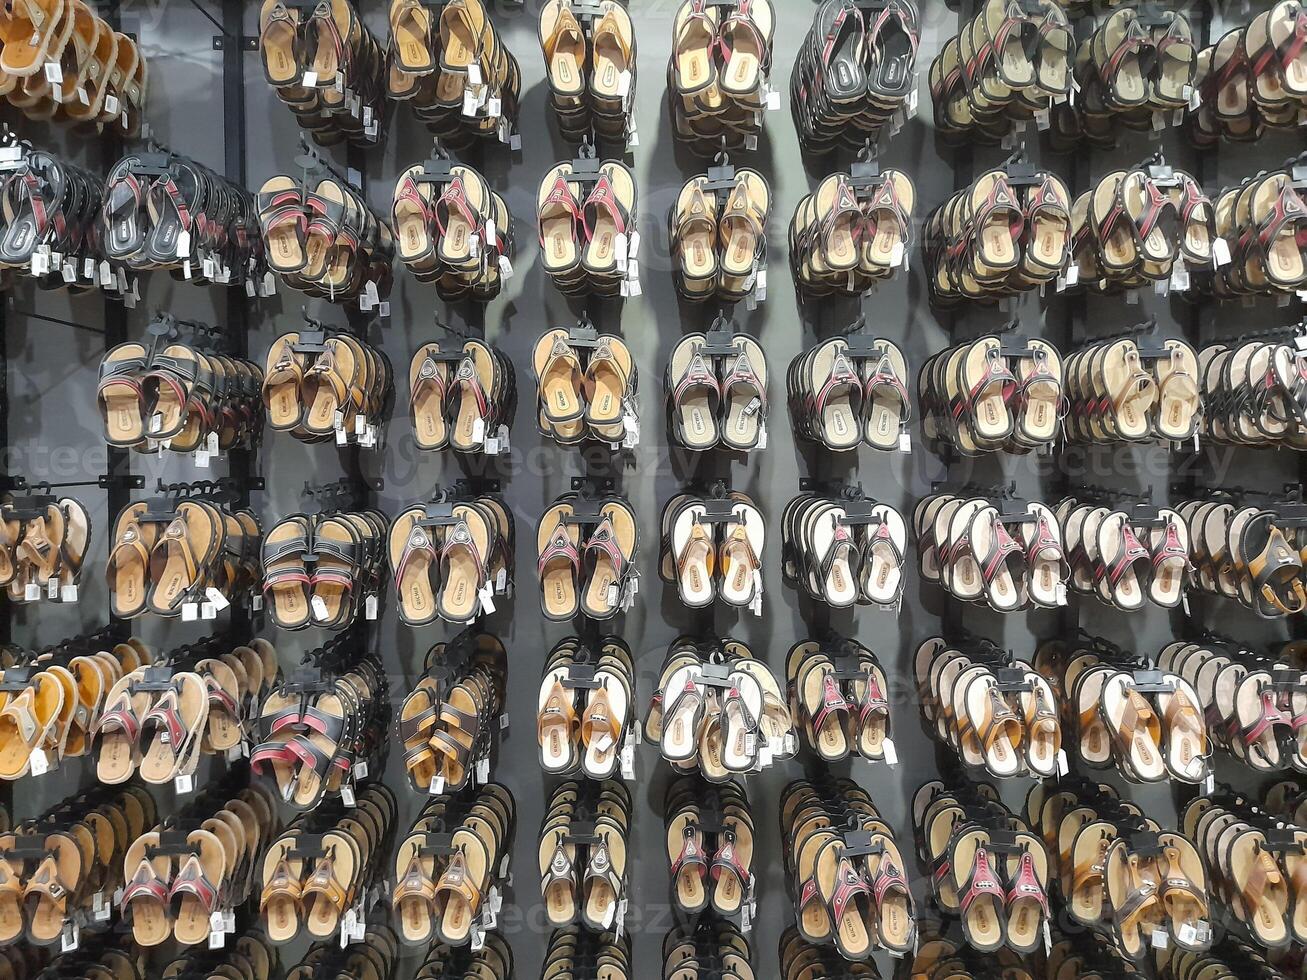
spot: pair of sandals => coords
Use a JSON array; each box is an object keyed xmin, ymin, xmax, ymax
[
  {"xmin": 99, "ymin": 341, "xmax": 265, "ymax": 453},
  {"xmin": 926, "ymin": 168, "xmax": 1071, "ymax": 303},
  {"xmin": 391, "ymin": 783, "xmax": 514, "ymax": 948},
  {"xmin": 251, "ymin": 653, "xmax": 386, "ymax": 811},
  {"xmin": 259, "ymin": 0, "xmax": 385, "ymax": 147},
  {"xmin": 1036, "ymin": 635, "xmax": 1208, "ymax": 783},
  {"xmin": 0, "ymin": 0, "xmax": 147, "ymax": 134},
  {"xmin": 103, "ymin": 152, "xmax": 261, "ymax": 284},
  {"xmin": 410, "ymin": 339, "xmax": 516, "ymax": 453},
  {"xmin": 787, "ymin": 640, "xmax": 890, "ymax": 763},
  {"xmin": 918, "ymin": 493, "xmax": 1068, "ymax": 611},
  {"xmin": 0, "ymin": 783, "xmax": 155, "ymax": 947},
  {"xmin": 1057, "ymin": 498, "xmax": 1190, "ymax": 610},
  {"xmin": 409, "ymin": 932, "xmax": 512, "ymax": 980},
  {"xmin": 670, "ymin": 0, "xmax": 774, "ymax": 153},
  {"xmin": 257, "ymin": 175, "xmax": 394, "ymax": 303},
  {"xmin": 538, "ymin": 779, "xmax": 630, "ymax": 932},
  {"xmin": 920, "ymin": 337, "xmax": 1062, "ymax": 454},
  {"xmin": 261, "ymin": 510, "xmax": 387, "ymax": 630},
  {"xmin": 916, "ymin": 637, "xmax": 1060, "ymax": 778},
  {"xmin": 791, "ymin": 169, "xmax": 915, "ymax": 297},
  {"xmin": 108, "ymin": 496, "xmax": 260, "ymax": 619},
  {"xmin": 1038, "ymin": 783, "xmax": 1210, "ymax": 961},
  {"xmin": 929, "ymin": 0, "xmax": 1070, "ymax": 146},
  {"xmin": 390, "ymin": 497, "xmax": 512, "ymax": 626},
  {"xmin": 665, "ymin": 777, "xmax": 754, "ymax": 918},
  {"xmin": 1175, "ymin": 495, "xmax": 1307, "ymax": 618},
  {"xmin": 124, "ymin": 787, "xmax": 281, "ymax": 948},
  {"xmin": 667, "ymin": 333, "xmax": 766, "ymax": 451},
  {"xmin": 400, "ymin": 638, "xmax": 505, "ymax": 795},
  {"xmin": 0, "ymin": 149, "xmax": 102, "ymax": 287},
  {"xmin": 1159, "ymin": 638, "xmax": 1304, "ymax": 776},
  {"xmin": 389, "ymin": 0, "xmax": 521, "ymax": 148},
  {"xmin": 1063, "ymin": 337, "xmax": 1200, "ymax": 444},
  {"xmin": 259, "ymin": 783, "xmax": 396, "ymax": 942},
  {"xmin": 392, "ymin": 163, "xmax": 513, "ymax": 302},
  {"xmin": 1185, "ymin": 794, "xmax": 1307, "ymax": 951},
  {"xmin": 659, "ymin": 491, "xmax": 764, "ymax": 609},
  {"xmin": 537, "ymin": 158, "xmax": 638, "ymax": 296},
  {"xmin": 0, "ymin": 493, "xmax": 89, "ymax": 604},
  {"xmin": 784, "ymin": 777, "xmax": 915, "ymax": 960},
  {"xmin": 789, "ymin": 337, "xmax": 908, "ymax": 452},
  {"xmin": 667, "ymin": 922, "xmax": 753, "ymax": 980},
  {"xmin": 916, "ymin": 785, "xmax": 1050, "ymax": 956},
  {"xmin": 1064, "ymin": 7, "xmax": 1195, "ymax": 146},
  {"xmin": 537, "ymin": 636, "xmax": 632, "ymax": 780},
  {"xmin": 540, "ymin": 0, "xmax": 635, "ymax": 146},
  {"xmin": 781, "ymin": 491, "xmax": 906, "ymax": 608},
  {"xmin": 0, "ymin": 643, "xmax": 147, "ymax": 780},
  {"xmin": 534, "ymin": 329, "xmax": 635, "ymax": 445},
  {"xmin": 546, "ymin": 928, "xmax": 630, "ymax": 978},
  {"xmin": 536, "ymin": 495, "xmax": 636, "ymax": 621},
  {"xmin": 792, "ymin": 0, "xmax": 919, "ymax": 154},
  {"xmin": 262, "ymin": 332, "xmax": 392, "ymax": 445},
  {"xmin": 671, "ymin": 169, "xmax": 770, "ymax": 301},
  {"xmin": 1190, "ymin": 3, "xmax": 1307, "ymax": 146},
  {"xmin": 158, "ymin": 933, "xmax": 281, "ymax": 980},
  {"xmin": 1199, "ymin": 339, "xmax": 1307, "ymax": 448},
  {"xmin": 1204, "ymin": 170, "xmax": 1307, "ymax": 297},
  {"xmin": 1069, "ymin": 166, "xmax": 1213, "ymax": 291},
  {"xmin": 646, "ymin": 637, "xmax": 792, "ymax": 778}
]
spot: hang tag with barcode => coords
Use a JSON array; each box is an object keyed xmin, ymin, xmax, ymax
[
  {"xmin": 1212, "ymin": 239, "xmax": 1231, "ymax": 266},
  {"xmin": 620, "ymin": 742, "xmax": 635, "ymax": 779},
  {"xmin": 365, "ymin": 594, "xmax": 378, "ymax": 620},
  {"xmin": 201, "ymin": 601, "xmax": 217, "ymax": 619},
  {"xmin": 882, "ymin": 738, "xmax": 899, "ymax": 766},
  {"xmin": 93, "ymin": 892, "xmax": 110, "ymax": 921},
  {"xmin": 476, "ymin": 755, "xmax": 490, "ymax": 784},
  {"xmin": 463, "ymin": 89, "xmax": 479, "ymax": 116},
  {"xmin": 174, "ymin": 772, "xmax": 194, "ymax": 795},
  {"xmin": 1152, "ymin": 930, "xmax": 1168, "ymax": 949},
  {"xmin": 1057, "ymin": 749, "xmax": 1070, "ymax": 776},
  {"xmin": 431, "ymin": 775, "xmax": 446, "ymax": 796},
  {"xmin": 30, "ymin": 248, "xmax": 49, "ymax": 276},
  {"xmin": 29, "ymin": 749, "xmax": 49, "ymax": 776},
  {"xmin": 23, "ymin": 581, "xmax": 39, "ymax": 602},
  {"xmin": 311, "ymin": 595, "xmax": 330, "ymax": 621},
  {"xmin": 182, "ymin": 602, "xmax": 199, "ymax": 622},
  {"xmin": 204, "ymin": 587, "xmax": 230, "ymax": 612},
  {"xmin": 478, "ymin": 582, "xmax": 496, "ymax": 614},
  {"xmin": 46, "ymin": 577, "xmax": 59, "ymax": 600},
  {"xmin": 898, "ymin": 428, "xmax": 912, "ymax": 453},
  {"xmin": 340, "ymin": 784, "xmax": 356, "ymax": 807}
]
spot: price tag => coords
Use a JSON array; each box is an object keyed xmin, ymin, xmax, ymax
[
  {"xmin": 1151, "ymin": 930, "xmax": 1168, "ymax": 949},
  {"xmin": 44, "ymin": 61, "xmax": 62, "ymax": 83},
  {"xmin": 495, "ymin": 567, "xmax": 508, "ymax": 593},
  {"xmin": 475, "ymin": 755, "xmax": 490, "ymax": 784},
  {"xmin": 47, "ymin": 577, "xmax": 59, "ymax": 599},
  {"xmin": 105, "ymin": 93, "xmax": 120, "ymax": 114},
  {"xmin": 1055, "ymin": 581, "xmax": 1068, "ymax": 606},
  {"xmin": 365, "ymin": 594, "xmax": 378, "ymax": 620},
  {"xmin": 431, "ymin": 775, "xmax": 446, "ymax": 796},
  {"xmin": 626, "ymin": 118, "xmax": 639, "ymax": 147},
  {"xmin": 182, "ymin": 602, "xmax": 199, "ymax": 622},
  {"xmin": 478, "ymin": 582, "xmax": 496, "ymax": 614},
  {"xmin": 174, "ymin": 772, "xmax": 194, "ymax": 795},
  {"xmin": 463, "ymin": 89, "xmax": 480, "ymax": 116},
  {"xmin": 61, "ymin": 260, "xmax": 77, "ymax": 283},
  {"xmin": 898, "ymin": 429, "xmax": 912, "ymax": 453},
  {"xmin": 1203, "ymin": 773, "xmax": 1214, "ymax": 794},
  {"xmin": 620, "ymin": 742, "xmax": 635, "ymax": 780},
  {"xmin": 340, "ymin": 784, "xmax": 355, "ymax": 807},
  {"xmin": 883, "ymin": 738, "xmax": 899, "ymax": 766},
  {"xmin": 201, "ymin": 601, "xmax": 217, "ymax": 620},
  {"xmin": 61, "ymin": 921, "xmax": 79, "ymax": 953},
  {"xmin": 470, "ymin": 924, "xmax": 485, "ymax": 950},
  {"xmin": 29, "ymin": 750, "xmax": 50, "ymax": 776},
  {"xmin": 1057, "ymin": 749, "xmax": 1070, "ymax": 776},
  {"xmin": 616, "ymin": 70, "xmax": 631, "ymax": 97},
  {"xmin": 1212, "ymin": 239, "xmax": 1231, "ymax": 267},
  {"xmin": 30, "ymin": 248, "xmax": 49, "ymax": 276},
  {"xmin": 226, "ymin": 742, "xmax": 246, "ymax": 762},
  {"xmin": 23, "ymin": 581, "xmax": 39, "ymax": 602},
  {"xmin": 1044, "ymin": 919, "xmax": 1052, "ymax": 953}
]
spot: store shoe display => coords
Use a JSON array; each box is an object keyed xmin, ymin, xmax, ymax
[
  {"xmin": 917, "ymin": 491, "xmax": 1069, "ymax": 611},
  {"xmin": 0, "ymin": 3, "xmax": 148, "ymax": 133},
  {"xmin": 1056, "ymin": 495, "xmax": 1191, "ymax": 611},
  {"xmin": 791, "ymin": 168, "xmax": 915, "ymax": 297},
  {"xmin": 658, "ymin": 489, "xmax": 765, "ymax": 609},
  {"xmin": 387, "ymin": 0, "xmax": 521, "ymax": 149},
  {"xmin": 925, "ymin": 161, "xmax": 1071, "ymax": 304},
  {"xmin": 667, "ymin": 330, "xmax": 767, "ymax": 451},
  {"xmin": 538, "ymin": 779, "xmax": 631, "ymax": 932},
  {"xmin": 785, "ymin": 639, "xmax": 891, "ymax": 764},
  {"xmin": 541, "ymin": 0, "xmax": 635, "ymax": 146},
  {"xmin": 665, "ymin": 776, "xmax": 755, "ymax": 918},
  {"xmin": 1032, "ymin": 632, "xmax": 1209, "ymax": 783},
  {"xmin": 929, "ymin": 0, "xmax": 1070, "ymax": 146},
  {"xmin": 535, "ymin": 491, "xmax": 637, "ymax": 621},
  {"xmin": 256, "ymin": 169, "xmax": 394, "ymax": 303},
  {"xmin": 101, "ymin": 150, "xmax": 263, "ymax": 286},
  {"xmin": 792, "ymin": 0, "xmax": 919, "ymax": 154},
  {"xmin": 914, "ymin": 780, "xmax": 1048, "ymax": 955},
  {"xmin": 665, "ymin": 921, "xmax": 754, "ymax": 980},
  {"xmin": 1197, "ymin": 338, "xmax": 1307, "ymax": 449},
  {"xmin": 261, "ymin": 509, "xmax": 387, "ymax": 631},
  {"xmin": 392, "ymin": 160, "xmax": 513, "ymax": 301},
  {"xmin": 783, "ymin": 777, "xmax": 916, "ymax": 959},
  {"xmin": 409, "ymin": 339, "xmax": 516, "ymax": 453},
  {"xmin": 1062, "ymin": 334, "xmax": 1200, "ymax": 445},
  {"xmin": 537, "ymin": 636, "xmax": 633, "ymax": 779},
  {"xmin": 260, "ymin": 0, "xmax": 386, "ymax": 147},
  {"xmin": 781, "ymin": 489, "xmax": 906, "ymax": 607},
  {"xmin": 915, "ymin": 634, "xmax": 1061, "ymax": 778},
  {"xmin": 399, "ymin": 632, "xmax": 506, "ymax": 795},
  {"xmin": 258, "ymin": 782, "xmax": 396, "ymax": 941},
  {"xmin": 407, "ymin": 931, "xmax": 513, "ymax": 979},
  {"xmin": 250, "ymin": 641, "xmax": 387, "ymax": 812},
  {"xmin": 0, "ymin": 490, "xmax": 91, "ymax": 606},
  {"xmin": 0, "ymin": 148, "xmax": 103, "ymax": 288},
  {"xmin": 99, "ymin": 337, "xmax": 264, "ymax": 454},
  {"xmin": 670, "ymin": 0, "xmax": 776, "ymax": 154},
  {"xmin": 107, "ymin": 490, "xmax": 261, "ymax": 619},
  {"xmin": 544, "ymin": 928, "xmax": 631, "ymax": 980},
  {"xmin": 644, "ymin": 636, "xmax": 793, "ymax": 778},
  {"xmin": 788, "ymin": 335, "xmax": 908, "ymax": 452},
  {"xmin": 390, "ymin": 782, "xmax": 514, "ymax": 947},
  {"xmin": 534, "ymin": 327, "xmax": 637, "ymax": 446},
  {"xmin": 261, "ymin": 331, "xmax": 392, "ymax": 447},
  {"xmin": 671, "ymin": 166, "xmax": 770, "ymax": 301},
  {"xmin": 537, "ymin": 156, "xmax": 639, "ymax": 297},
  {"xmin": 1197, "ymin": 168, "xmax": 1307, "ymax": 298}
]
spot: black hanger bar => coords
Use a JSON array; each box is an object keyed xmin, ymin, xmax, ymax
[
  {"xmin": 6, "ymin": 308, "xmax": 105, "ymax": 336},
  {"xmin": 294, "ymin": 134, "xmax": 359, "ymax": 192}
]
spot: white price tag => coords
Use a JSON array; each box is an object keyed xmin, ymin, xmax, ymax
[
  {"xmin": 1212, "ymin": 239, "xmax": 1231, "ymax": 267},
  {"xmin": 475, "ymin": 755, "xmax": 490, "ymax": 784},
  {"xmin": 616, "ymin": 70, "xmax": 631, "ymax": 97},
  {"xmin": 898, "ymin": 429, "xmax": 911, "ymax": 453},
  {"xmin": 620, "ymin": 743, "xmax": 635, "ymax": 779},
  {"xmin": 311, "ymin": 595, "xmax": 330, "ymax": 621},
  {"xmin": 340, "ymin": 784, "xmax": 355, "ymax": 807},
  {"xmin": 354, "ymin": 760, "xmax": 369, "ymax": 780},
  {"xmin": 29, "ymin": 750, "xmax": 50, "ymax": 776},
  {"xmin": 302, "ymin": 70, "xmax": 318, "ymax": 87},
  {"xmin": 1057, "ymin": 749, "xmax": 1070, "ymax": 776},
  {"xmin": 1055, "ymin": 581, "xmax": 1068, "ymax": 606},
  {"xmin": 182, "ymin": 602, "xmax": 199, "ymax": 622},
  {"xmin": 486, "ymin": 96, "xmax": 500, "ymax": 118},
  {"xmin": 30, "ymin": 249, "xmax": 49, "ymax": 276},
  {"xmin": 467, "ymin": 63, "xmax": 481, "ymax": 86},
  {"xmin": 203, "ymin": 587, "xmax": 230, "ymax": 612},
  {"xmin": 365, "ymin": 594, "xmax": 378, "ymax": 620},
  {"xmin": 883, "ymin": 738, "xmax": 898, "ymax": 766},
  {"xmin": 46, "ymin": 577, "xmax": 59, "ymax": 599},
  {"xmin": 174, "ymin": 772, "xmax": 194, "ymax": 794},
  {"xmin": 1152, "ymin": 930, "xmax": 1168, "ymax": 949},
  {"xmin": 43, "ymin": 61, "xmax": 61, "ymax": 83},
  {"xmin": 23, "ymin": 581, "xmax": 39, "ymax": 602},
  {"xmin": 61, "ymin": 922, "xmax": 79, "ymax": 953},
  {"xmin": 431, "ymin": 775, "xmax": 446, "ymax": 796},
  {"xmin": 201, "ymin": 601, "xmax": 217, "ymax": 619},
  {"xmin": 463, "ymin": 90, "xmax": 480, "ymax": 116},
  {"xmin": 471, "ymin": 416, "xmax": 486, "ymax": 443},
  {"xmin": 478, "ymin": 582, "xmax": 496, "ymax": 614}
]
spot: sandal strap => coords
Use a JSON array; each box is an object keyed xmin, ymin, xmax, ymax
[
  {"xmin": 868, "ymin": 852, "xmax": 909, "ymax": 908},
  {"xmin": 585, "ymin": 516, "xmax": 629, "ymax": 584},
  {"xmin": 453, "ymin": 353, "xmax": 492, "ymax": 425},
  {"xmin": 671, "ymin": 824, "xmax": 708, "ymax": 879},
  {"xmin": 542, "ymin": 835, "xmax": 575, "ymax": 890},
  {"xmin": 960, "ymin": 845, "xmax": 1004, "ymax": 913},
  {"xmin": 434, "ymin": 174, "xmax": 481, "ymax": 240},
  {"xmin": 811, "ymin": 671, "xmax": 850, "ymax": 735},
  {"xmin": 434, "ymin": 848, "xmax": 482, "ymax": 914},
  {"xmin": 864, "ymin": 351, "xmax": 911, "ymax": 420},
  {"xmin": 581, "ymin": 172, "xmax": 631, "ymax": 241},
  {"xmin": 828, "ymin": 851, "xmax": 871, "ymax": 924},
  {"xmin": 393, "ymin": 851, "xmax": 437, "ymax": 905},
  {"xmin": 813, "ymin": 349, "xmax": 863, "ymax": 419},
  {"xmin": 710, "ymin": 828, "xmax": 750, "ymax": 889},
  {"xmin": 409, "ymin": 353, "xmax": 448, "ymax": 409},
  {"xmin": 1006, "ymin": 850, "xmax": 1049, "ymax": 915},
  {"xmin": 671, "ymin": 346, "xmax": 721, "ymax": 411},
  {"xmin": 537, "ymin": 522, "xmax": 580, "ymax": 579},
  {"xmin": 170, "ymin": 853, "xmax": 220, "ymax": 915}
]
